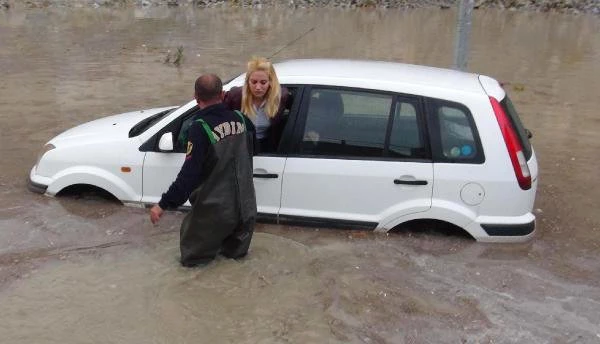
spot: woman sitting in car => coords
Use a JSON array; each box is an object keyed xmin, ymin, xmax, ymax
[{"xmin": 224, "ymin": 56, "xmax": 289, "ymax": 154}]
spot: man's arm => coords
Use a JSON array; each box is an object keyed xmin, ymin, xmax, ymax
[{"xmin": 150, "ymin": 124, "xmax": 208, "ymax": 224}]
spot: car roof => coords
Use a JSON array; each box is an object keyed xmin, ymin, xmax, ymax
[{"xmin": 273, "ymin": 59, "xmax": 486, "ymax": 95}]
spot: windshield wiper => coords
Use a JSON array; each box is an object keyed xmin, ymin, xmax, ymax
[{"xmin": 129, "ymin": 108, "xmax": 176, "ymax": 138}]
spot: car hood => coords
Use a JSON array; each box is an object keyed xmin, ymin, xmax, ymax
[{"xmin": 51, "ymin": 107, "xmax": 175, "ymax": 143}]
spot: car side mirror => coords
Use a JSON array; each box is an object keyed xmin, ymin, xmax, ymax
[{"xmin": 158, "ymin": 132, "xmax": 174, "ymax": 151}]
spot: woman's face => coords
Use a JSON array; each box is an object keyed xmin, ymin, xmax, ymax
[{"xmin": 248, "ymin": 71, "xmax": 270, "ymax": 100}]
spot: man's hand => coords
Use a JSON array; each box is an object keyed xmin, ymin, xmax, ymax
[{"xmin": 150, "ymin": 204, "xmax": 164, "ymax": 225}]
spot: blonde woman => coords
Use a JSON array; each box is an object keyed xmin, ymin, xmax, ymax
[{"xmin": 224, "ymin": 57, "xmax": 289, "ymax": 154}]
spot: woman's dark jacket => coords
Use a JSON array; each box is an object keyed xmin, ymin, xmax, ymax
[{"xmin": 224, "ymin": 86, "xmax": 289, "ymax": 153}]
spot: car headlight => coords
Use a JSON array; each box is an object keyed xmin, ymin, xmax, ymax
[{"xmin": 36, "ymin": 143, "xmax": 55, "ymax": 167}]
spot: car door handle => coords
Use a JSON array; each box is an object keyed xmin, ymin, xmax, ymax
[
  {"xmin": 394, "ymin": 179, "xmax": 428, "ymax": 185},
  {"xmin": 253, "ymin": 173, "xmax": 278, "ymax": 179}
]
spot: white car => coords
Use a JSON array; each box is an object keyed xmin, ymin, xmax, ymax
[{"xmin": 29, "ymin": 59, "xmax": 538, "ymax": 242}]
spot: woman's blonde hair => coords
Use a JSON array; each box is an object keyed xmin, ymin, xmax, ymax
[{"xmin": 241, "ymin": 56, "xmax": 281, "ymax": 119}]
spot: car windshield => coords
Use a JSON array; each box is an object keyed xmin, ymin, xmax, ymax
[{"xmin": 128, "ymin": 107, "xmax": 178, "ymax": 138}]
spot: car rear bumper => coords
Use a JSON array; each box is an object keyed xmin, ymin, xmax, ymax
[
  {"xmin": 469, "ymin": 213, "xmax": 536, "ymax": 243},
  {"xmin": 481, "ymin": 220, "xmax": 535, "ymax": 237}
]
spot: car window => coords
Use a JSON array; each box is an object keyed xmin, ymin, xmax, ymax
[
  {"xmin": 173, "ymin": 86, "xmax": 299, "ymax": 155},
  {"xmin": 340, "ymin": 92, "xmax": 391, "ymax": 118},
  {"xmin": 388, "ymin": 101, "xmax": 426, "ymax": 158},
  {"xmin": 300, "ymin": 88, "xmax": 393, "ymax": 157},
  {"xmin": 428, "ymin": 100, "xmax": 484, "ymax": 163}
]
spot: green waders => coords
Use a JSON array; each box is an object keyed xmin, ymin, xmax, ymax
[{"xmin": 179, "ymin": 113, "xmax": 256, "ymax": 266}]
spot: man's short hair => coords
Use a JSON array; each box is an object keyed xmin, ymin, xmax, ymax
[{"xmin": 195, "ymin": 74, "xmax": 223, "ymax": 101}]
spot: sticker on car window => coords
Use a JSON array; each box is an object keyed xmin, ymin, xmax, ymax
[
  {"xmin": 449, "ymin": 146, "xmax": 459, "ymax": 157},
  {"xmin": 461, "ymin": 144, "xmax": 473, "ymax": 156}
]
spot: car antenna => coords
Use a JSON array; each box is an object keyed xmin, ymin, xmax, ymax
[
  {"xmin": 223, "ymin": 27, "xmax": 316, "ymax": 81},
  {"xmin": 268, "ymin": 26, "xmax": 315, "ymax": 60}
]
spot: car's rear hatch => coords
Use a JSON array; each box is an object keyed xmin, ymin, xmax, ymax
[{"xmin": 479, "ymin": 75, "xmax": 538, "ymax": 186}]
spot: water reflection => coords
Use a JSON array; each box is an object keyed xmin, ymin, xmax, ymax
[{"xmin": 1, "ymin": 7, "xmax": 600, "ymax": 342}]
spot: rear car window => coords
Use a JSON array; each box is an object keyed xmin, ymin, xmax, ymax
[
  {"xmin": 427, "ymin": 99, "xmax": 485, "ymax": 164},
  {"xmin": 500, "ymin": 97, "xmax": 532, "ymax": 160}
]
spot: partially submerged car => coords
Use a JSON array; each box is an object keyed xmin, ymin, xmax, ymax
[{"xmin": 29, "ymin": 59, "xmax": 538, "ymax": 242}]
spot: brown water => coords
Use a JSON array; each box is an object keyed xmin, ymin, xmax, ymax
[{"xmin": 1, "ymin": 7, "xmax": 600, "ymax": 344}]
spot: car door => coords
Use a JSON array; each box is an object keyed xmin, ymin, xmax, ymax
[
  {"xmin": 279, "ymin": 86, "xmax": 433, "ymax": 228},
  {"xmin": 253, "ymin": 85, "xmax": 302, "ymax": 217}
]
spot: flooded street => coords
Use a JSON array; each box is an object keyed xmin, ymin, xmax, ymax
[{"xmin": 1, "ymin": 7, "xmax": 600, "ymax": 343}]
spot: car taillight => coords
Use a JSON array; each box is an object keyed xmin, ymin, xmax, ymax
[{"xmin": 489, "ymin": 96, "xmax": 531, "ymax": 190}]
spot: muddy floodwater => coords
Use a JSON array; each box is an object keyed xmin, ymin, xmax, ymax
[{"xmin": 1, "ymin": 7, "xmax": 599, "ymax": 343}]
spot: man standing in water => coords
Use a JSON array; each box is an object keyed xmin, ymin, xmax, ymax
[{"xmin": 149, "ymin": 74, "xmax": 256, "ymax": 267}]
